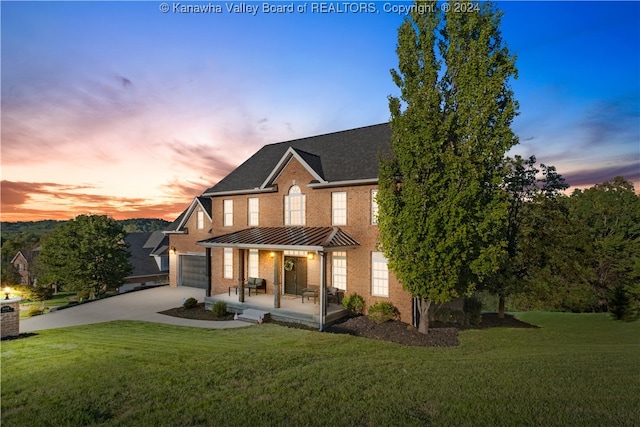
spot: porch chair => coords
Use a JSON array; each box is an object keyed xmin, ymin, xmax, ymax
[{"xmin": 301, "ymin": 285, "xmax": 319, "ymax": 304}]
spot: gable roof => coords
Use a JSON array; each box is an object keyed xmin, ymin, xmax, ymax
[
  {"xmin": 203, "ymin": 123, "xmax": 391, "ymax": 196},
  {"xmin": 164, "ymin": 195, "xmax": 212, "ymax": 233},
  {"xmin": 125, "ymin": 233, "xmax": 166, "ymax": 277}
]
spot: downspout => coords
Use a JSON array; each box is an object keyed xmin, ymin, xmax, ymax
[
  {"xmin": 205, "ymin": 248, "xmax": 212, "ymax": 298},
  {"xmin": 319, "ymin": 251, "xmax": 326, "ymax": 331}
]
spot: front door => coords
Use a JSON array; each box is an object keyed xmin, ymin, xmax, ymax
[{"xmin": 284, "ymin": 256, "xmax": 307, "ymax": 295}]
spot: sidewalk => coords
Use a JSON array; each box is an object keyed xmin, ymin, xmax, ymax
[{"xmin": 20, "ymin": 286, "xmax": 250, "ymax": 332}]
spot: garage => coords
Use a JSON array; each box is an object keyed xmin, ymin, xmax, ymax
[{"xmin": 179, "ymin": 254, "xmax": 208, "ymax": 289}]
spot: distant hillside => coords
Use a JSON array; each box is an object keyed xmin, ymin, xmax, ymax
[{"xmin": 1, "ymin": 218, "xmax": 171, "ymax": 241}]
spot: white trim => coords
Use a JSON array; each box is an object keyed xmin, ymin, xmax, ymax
[
  {"xmin": 260, "ymin": 147, "xmax": 327, "ymax": 189},
  {"xmin": 172, "ymin": 197, "xmax": 212, "ymax": 232},
  {"xmin": 202, "ymin": 186, "xmax": 278, "ymax": 197},
  {"xmin": 307, "ymin": 178, "xmax": 378, "ymax": 189}
]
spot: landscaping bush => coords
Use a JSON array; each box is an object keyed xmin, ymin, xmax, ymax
[
  {"xmin": 27, "ymin": 306, "xmax": 44, "ymax": 317},
  {"xmin": 212, "ymin": 301, "xmax": 228, "ymax": 318},
  {"xmin": 464, "ymin": 296, "xmax": 483, "ymax": 325},
  {"xmin": 434, "ymin": 307, "xmax": 451, "ymax": 323},
  {"xmin": 450, "ymin": 310, "xmax": 467, "ymax": 325},
  {"xmin": 341, "ymin": 293, "xmax": 365, "ymax": 315},
  {"xmin": 183, "ymin": 297, "xmax": 198, "ymax": 309},
  {"xmin": 367, "ymin": 301, "xmax": 400, "ymax": 323}
]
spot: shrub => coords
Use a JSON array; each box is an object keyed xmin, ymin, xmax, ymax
[
  {"xmin": 367, "ymin": 301, "xmax": 400, "ymax": 323},
  {"xmin": 464, "ymin": 296, "xmax": 483, "ymax": 325},
  {"xmin": 434, "ymin": 307, "xmax": 452, "ymax": 323},
  {"xmin": 27, "ymin": 306, "xmax": 44, "ymax": 317},
  {"xmin": 212, "ymin": 301, "xmax": 228, "ymax": 318},
  {"xmin": 342, "ymin": 293, "xmax": 365, "ymax": 315},
  {"xmin": 450, "ymin": 310, "xmax": 467, "ymax": 325},
  {"xmin": 183, "ymin": 297, "xmax": 198, "ymax": 309}
]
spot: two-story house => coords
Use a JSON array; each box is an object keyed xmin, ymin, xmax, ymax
[{"xmin": 166, "ymin": 123, "xmax": 416, "ymax": 328}]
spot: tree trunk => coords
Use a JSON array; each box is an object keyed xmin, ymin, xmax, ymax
[
  {"xmin": 417, "ymin": 298, "xmax": 432, "ymax": 334},
  {"xmin": 498, "ymin": 296, "xmax": 505, "ymax": 319}
]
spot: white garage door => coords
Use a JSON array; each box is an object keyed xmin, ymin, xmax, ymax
[{"xmin": 179, "ymin": 255, "xmax": 208, "ymax": 289}]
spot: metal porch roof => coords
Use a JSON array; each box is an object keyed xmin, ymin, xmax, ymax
[{"xmin": 196, "ymin": 227, "xmax": 360, "ymax": 251}]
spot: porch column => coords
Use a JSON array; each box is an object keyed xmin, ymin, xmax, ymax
[
  {"xmin": 272, "ymin": 251, "xmax": 280, "ymax": 309},
  {"xmin": 238, "ymin": 249, "xmax": 245, "ymax": 303},
  {"xmin": 205, "ymin": 247, "xmax": 211, "ymax": 298},
  {"xmin": 319, "ymin": 251, "xmax": 326, "ymax": 331}
]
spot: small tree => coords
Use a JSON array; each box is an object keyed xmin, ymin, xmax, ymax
[
  {"xmin": 38, "ymin": 215, "xmax": 132, "ymax": 299},
  {"xmin": 379, "ymin": 1, "xmax": 519, "ymax": 334}
]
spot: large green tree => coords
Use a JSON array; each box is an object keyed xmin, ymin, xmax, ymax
[
  {"xmin": 486, "ymin": 155, "xmax": 568, "ymax": 317},
  {"xmin": 38, "ymin": 215, "xmax": 132, "ymax": 299},
  {"xmin": 567, "ymin": 177, "xmax": 640, "ymax": 319},
  {"xmin": 379, "ymin": 1, "xmax": 518, "ymax": 333}
]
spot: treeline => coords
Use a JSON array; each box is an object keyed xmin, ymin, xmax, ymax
[
  {"xmin": 483, "ymin": 169, "xmax": 640, "ymax": 320},
  {"xmin": 1, "ymin": 218, "xmax": 170, "ymax": 241}
]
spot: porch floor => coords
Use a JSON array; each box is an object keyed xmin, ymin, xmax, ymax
[{"xmin": 206, "ymin": 291, "xmax": 348, "ymax": 328}]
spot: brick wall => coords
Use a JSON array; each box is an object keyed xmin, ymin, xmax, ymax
[
  {"xmin": 168, "ymin": 204, "xmax": 213, "ymax": 286},
  {"xmin": 1, "ymin": 299, "xmax": 21, "ymax": 339}
]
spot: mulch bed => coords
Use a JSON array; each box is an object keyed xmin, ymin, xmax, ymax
[{"xmin": 159, "ymin": 303, "xmax": 537, "ymax": 348}]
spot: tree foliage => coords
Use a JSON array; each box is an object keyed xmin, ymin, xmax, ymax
[
  {"xmin": 485, "ymin": 155, "xmax": 568, "ymax": 317},
  {"xmin": 38, "ymin": 215, "xmax": 132, "ymax": 299},
  {"xmin": 379, "ymin": 1, "xmax": 518, "ymax": 333}
]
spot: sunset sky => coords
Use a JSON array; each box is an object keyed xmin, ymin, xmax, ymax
[{"xmin": 2, "ymin": 1, "xmax": 639, "ymax": 222}]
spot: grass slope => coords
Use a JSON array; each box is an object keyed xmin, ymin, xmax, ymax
[{"xmin": 2, "ymin": 313, "xmax": 639, "ymax": 426}]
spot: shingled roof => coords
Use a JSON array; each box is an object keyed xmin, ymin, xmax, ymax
[{"xmin": 203, "ymin": 123, "xmax": 391, "ymax": 195}]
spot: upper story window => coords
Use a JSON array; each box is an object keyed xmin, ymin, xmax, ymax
[
  {"xmin": 223, "ymin": 199, "xmax": 233, "ymax": 226},
  {"xmin": 197, "ymin": 211, "xmax": 204, "ymax": 229},
  {"xmin": 332, "ymin": 192, "xmax": 347, "ymax": 226},
  {"xmin": 248, "ymin": 197, "xmax": 259, "ymax": 226},
  {"xmin": 284, "ymin": 185, "xmax": 305, "ymax": 226},
  {"xmin": 371, "ymin": 189, "xmax": 379, "ymax": 225}
]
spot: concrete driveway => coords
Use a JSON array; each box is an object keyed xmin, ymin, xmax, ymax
[{"xmin": 20, "ymin": 286, "xmax": 249, "ymax": 332}]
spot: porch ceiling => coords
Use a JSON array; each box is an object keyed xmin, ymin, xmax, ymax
[{"xmin": 196, "ymin": 226, "xmax": 359, "ymax": 251}]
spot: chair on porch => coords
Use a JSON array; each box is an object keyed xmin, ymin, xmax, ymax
[
  {"xmin": 301, "ymin": 285, "xmax": 319, "ymax": 304},
  {"xmin": 327, "ymin": 287, "xmax": 344, "ymax": 305}
]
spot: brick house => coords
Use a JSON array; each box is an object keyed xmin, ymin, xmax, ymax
[
  {"xmin": 166, "ymin": 123, "xmax": 417, "ymax": 327},
  {"xmin": 11, "ymin": 247, "xmax": 41, "ymax": 286}
]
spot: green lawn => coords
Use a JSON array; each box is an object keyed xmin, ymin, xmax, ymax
[{"xmin": 2, "ymin": 313, "xmax": 639, "ymax": 426}]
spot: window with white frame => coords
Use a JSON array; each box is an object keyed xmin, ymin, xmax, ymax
[
  {"xmin": 223, "ymin": 248, "xmax": 233, "ymax": 279},
  {"xmin": 284, "ymin": 185, "xmax": 305, "ymax": 226},
  {"xmin": 197, "ymin": 211, "xmax": 204, "ymax": 229},
  {"xmin": 223, "ymin": 200, "xmax": 233, "ymax": 226},
  {"xmin": 248, "ymin": 198, "xmax": 259, "ymax": 226},
  {"xmin": 332, "ymin": 251, "xmax": 347, "ymax": 291},
  {"xmin": 371, "ymin": 189, "xmax": 379, "ymax": 225},
  {"xmin": 248, "ymin": 249, "xmax": 259, "ymax": 278},
  {"xmin": 371, "ymin": 251, "xmax": 389, "ymax": 297},
  {"xmin": 332, "ymin": 192, "xmax": 347, "ymax": 225}
]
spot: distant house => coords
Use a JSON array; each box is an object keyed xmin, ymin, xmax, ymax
[
  {"xmin": 120, "ymin": 231, "xmax": 170, "ymax": 293},
  {"xmin": 10, "ymin": 246, "xmax": 41, "ymax": 286},
  {"xmin": 165, "ymin": 123, "xmax": 427, "ymax": 327}
]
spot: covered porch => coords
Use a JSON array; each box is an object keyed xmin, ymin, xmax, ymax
[{"xmin": 198, "ymin": 226, "xmax": 359, "ymax": 330}]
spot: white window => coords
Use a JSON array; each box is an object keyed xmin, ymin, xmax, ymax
[
  {"xmin": 332, "ymin": 192, "xmax": 347, "ymax": 226},
  {"xmin": 223, "ymin": 248, "xmax": 233, "ymax": 279},
  {"xmin": 248, "ymin": 198, "xmax": 259, "ymax": 226},
  {"xmin": 223, "ymin": 199, "xmax": 233, "ymax": 226},
  {"xmin": 284, "ymin": 185, "xmax": 305, "ymax": 226},
  {"xmin": 372, "ymin": 251, "xmax": 389, "ymax": 297},
  {"xmin": 248, "ymin": 249, "xmax": 259, "ymax": 278},
  {"xmin": 371, "ymin": 189, "xmax": 379, "ymax": 225},
  {"xmin": 197, "ymin": 211, "xmax": 204, "ymax": 230},
  {"xmin": 332, "ymin": 251, "xmax": 347, "ymax": 291}
]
